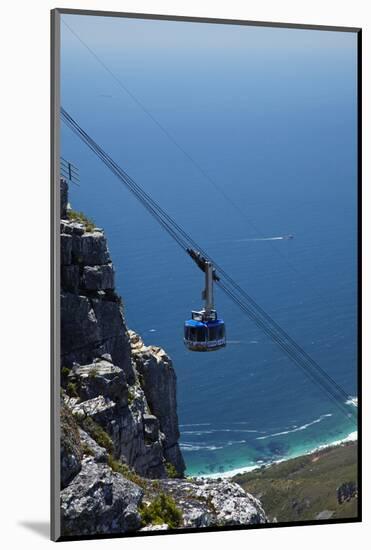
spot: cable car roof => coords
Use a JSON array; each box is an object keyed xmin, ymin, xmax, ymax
[{"xmin": 185, "ymin": 318, "xmax": 225, "ymax": 328}]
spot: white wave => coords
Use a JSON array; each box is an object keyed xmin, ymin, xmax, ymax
[
  {"xmin": 182, "ymin": 428, "xmax": 260, "ymax": 435},
  {"xmin": 256, "ymin": 414, "xmax": 332, "ymax": 440},
  {"xmin": 180, "ymin": 443, "xmax": 223, "ymax": 452},
  {"xmin": 179, "ymin": 423, "xmax": 212, "ymax": 427},
  {"xmin": 182, "ymin": 430, "xmax": 214, "ymax": 435},
  {"xmin": 312, "ymin": 431, "xmax": 357, "ymax": 452},
  {"xmin": 199, "ymin": 464, "xmax": 258, "ymax": 479},
  {"xmin": 345, "ymin": 396, "xmax": 358, "ymax": 407},
  {"xmin": 194, "ymin": 430, "xmax": 357, "ymax": 480},
  {"xmin": 181, "ymin": 439, "xmax": 247, "ymax": 451}
]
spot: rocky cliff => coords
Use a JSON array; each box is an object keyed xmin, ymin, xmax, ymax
[{"xmin": 59, "ymin": 179, "xmax": 266, "ymax": 537}]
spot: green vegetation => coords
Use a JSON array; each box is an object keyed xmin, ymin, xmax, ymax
[
  {"xmin": 60, "ymin": 403, "xmax": 82, "ymax": 459},
  {"xmin": 67, "ymin": 209, "xmax": 95, "ymax": 232},
  {"xmin": 88, "ymin": 367, "xmax": 98, "ymax": 378},
  {"xmin": 140, "ymin": 493, "xmax": 183, "ymax": 529},
  {"xmin": 234, "ymin": 442, "xmax": 358, "ymax": 523},
  {"xmin": 107, "ymin": 455, "xmax": 147, "ymax": 489},
  {"xmin": 66, "ymin": 381, "xmax": 79, "ymax": 398},
  {"xmin": 165, "ymin": 461, "xmax": 181, "ymax": 479},
  {"xmin": 127, "ymin": 386, "xmax": 136, "ymax": 405},
  {"xmin": 77, "ymin": 416, "xmax": 114, "ymax": 454},
  {"xmin": 61, "ymin": 366, "xmax": 70, "ymax": 378},
  {"xmin": 81, "ymin": 443, "xmax": 94, "ymax": 457}
]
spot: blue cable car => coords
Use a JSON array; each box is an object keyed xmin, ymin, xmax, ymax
[{"xmin": 184, "ymin": 251, "xmax": 226, "ymax": 352}]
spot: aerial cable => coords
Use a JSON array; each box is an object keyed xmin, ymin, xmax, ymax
[
  {"xmin": 61, "ymin": 16, "xmax": 344, "ymax": 315},
  {"xmin": 61, "ymin": 107, "xmax": 356, "ymax": 425},
  {"xmin": 218, "ymin": 281, "xmax": 356, "ymax": 422}
]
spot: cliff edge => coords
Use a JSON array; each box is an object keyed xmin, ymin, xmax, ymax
[{"xmin": 59, "ymin": 178, "xmax": 267, "ymax": 536}]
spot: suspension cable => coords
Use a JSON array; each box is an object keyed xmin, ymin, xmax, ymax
[{"xmin": 61, "ymin": 107, "xmax": 357, "ymax": 425}]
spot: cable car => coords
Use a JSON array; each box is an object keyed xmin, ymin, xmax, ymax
[{"xmin": 184, "ymin": 252, "xmax": 226, "ymax": 352}]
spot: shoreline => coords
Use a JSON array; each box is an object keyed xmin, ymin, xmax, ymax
[{"xmin": 195, "ymin": 429, "xmax": 357, "ymax": 480}]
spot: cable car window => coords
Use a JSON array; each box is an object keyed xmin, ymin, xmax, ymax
[
  {"xmin": 196, "ymin": 327, "xmax": 206, "ymax": 342},
  {"xmin": 208, "ymin": 326, "xmax": 217, "ymax": 341},
  {"xmin": 190, "ymin": 327, "xmax": 197, "ymax": 341}
]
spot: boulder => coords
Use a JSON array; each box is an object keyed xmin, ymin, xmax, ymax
[
  {"xmin": 71, "ymin": 395, "xmax": 116, "ymax": 423},
  {"xmin": 70, "ymin": 359, "xmax": 128, "ymax": 405},
  {"xmin": 79, "ymin": 429, "xmax": 108, "ymax": 463},
  {"xmin": 153, "ymin": 478, "xmax": 267, "ymax": 528},
  {"xmin": 60, "ymin": 458, "xmax": 143, "ymax": 536}
]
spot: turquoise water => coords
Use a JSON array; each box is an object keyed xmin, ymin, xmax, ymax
[{"xmin": 60, "ymin": 15, "xmax": 358, "ymax": 476}]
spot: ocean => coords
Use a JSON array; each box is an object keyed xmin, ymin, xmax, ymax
[{"xmin": 60, "ymin": 15, "xmax": 358, "ymax": 476}]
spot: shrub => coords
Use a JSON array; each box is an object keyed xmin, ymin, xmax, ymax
[
  {"xmin": 107, "ymin": 455, "xmax": 147, "ymax": 489},
  {"xmin": 78, "ymin": 416, "xmax": 114, "ymax": 454},
  {"xmin": 66, "ymin": 382, "xmax": 78, "ymax": 398},
  {"xmin": 67, "ymin": 209, "xmax": 95, "ymax": 232},
  {"xmin": 165, "ymin": 462, "xmax": 180, "ymax": 479},
  {"xmin": 81, "ymin": 443, "xmax": 94, "ymax": 457},
  {"xmin": 60, "ymin": 403, "xmax": 81, "ymax": 458},
  {"xmin": 140, "ymin": 493, "xmax": 182, "ymax": 529},
  {"xmin": 61, "ymin": 366, "xmax": 70, "ymax": 379}
]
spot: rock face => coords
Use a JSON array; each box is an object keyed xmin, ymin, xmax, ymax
[
  {"xmin": 60, "ymin": 404, "xmax": 82, "ymax": 489},
  {"xmin": 59, "ymin": 179, "xmax": 266, "ymax": 537},
  {"xmin": 61, "ymin": 458, "xmax": 143, "ymax": 536},
  {"xmin": 143, "ymin": 478, "xmax": 267, "ymax": 529},
  {"xmin": 131, "ymin": 331, "xmax": 186, "ymax": 476},
  {"xmin": 60, "ymin": 179, "xmax": 184, "ymax": 481}
]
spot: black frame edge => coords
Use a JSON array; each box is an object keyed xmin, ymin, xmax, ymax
[{"xmin": 54, "ymin": 8, "xmax": 361, "ymax": 33}]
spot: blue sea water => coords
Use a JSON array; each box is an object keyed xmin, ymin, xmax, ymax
[{"xmin": 60, "ymin": 15, "xmax": 358, "ymax": 476}]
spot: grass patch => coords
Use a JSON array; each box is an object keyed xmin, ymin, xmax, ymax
[
  {"xmin": 67, "ymin": 209, "xmax": 95, "ymax": 232},
  {"xmin": 81, "ymin": 443, "xmax": 94, "ymax": 457},
  {"xmin": 60, "ymin": 403, "xmax": 82, "ymax": 458},
  {"xmin": 234, "ymin": 442, "xmax": 358, "ymax": 522},
  {"xmin": 107, "ymin": 455, "xmax": 147, "ymax": 490},
  {"xmin": 165, "ymin": 462, "xmax": 181, "ymax": 479},
  {"xmin": 140, "ymin": 493, "xmax": 183, "ymax": 529},
  {"xmin": 77, "ymin": 416, "xmax": 114, "ymax": 454}
]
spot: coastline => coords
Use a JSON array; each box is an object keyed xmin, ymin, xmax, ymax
[{"xmin": 197, "ymin": 429, "xmax": 357, "ymax": 480}]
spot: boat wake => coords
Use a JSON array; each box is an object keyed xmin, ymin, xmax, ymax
[{"xmin": 225, "ymin": 235, "xmax": 294, "ymax": 243}]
